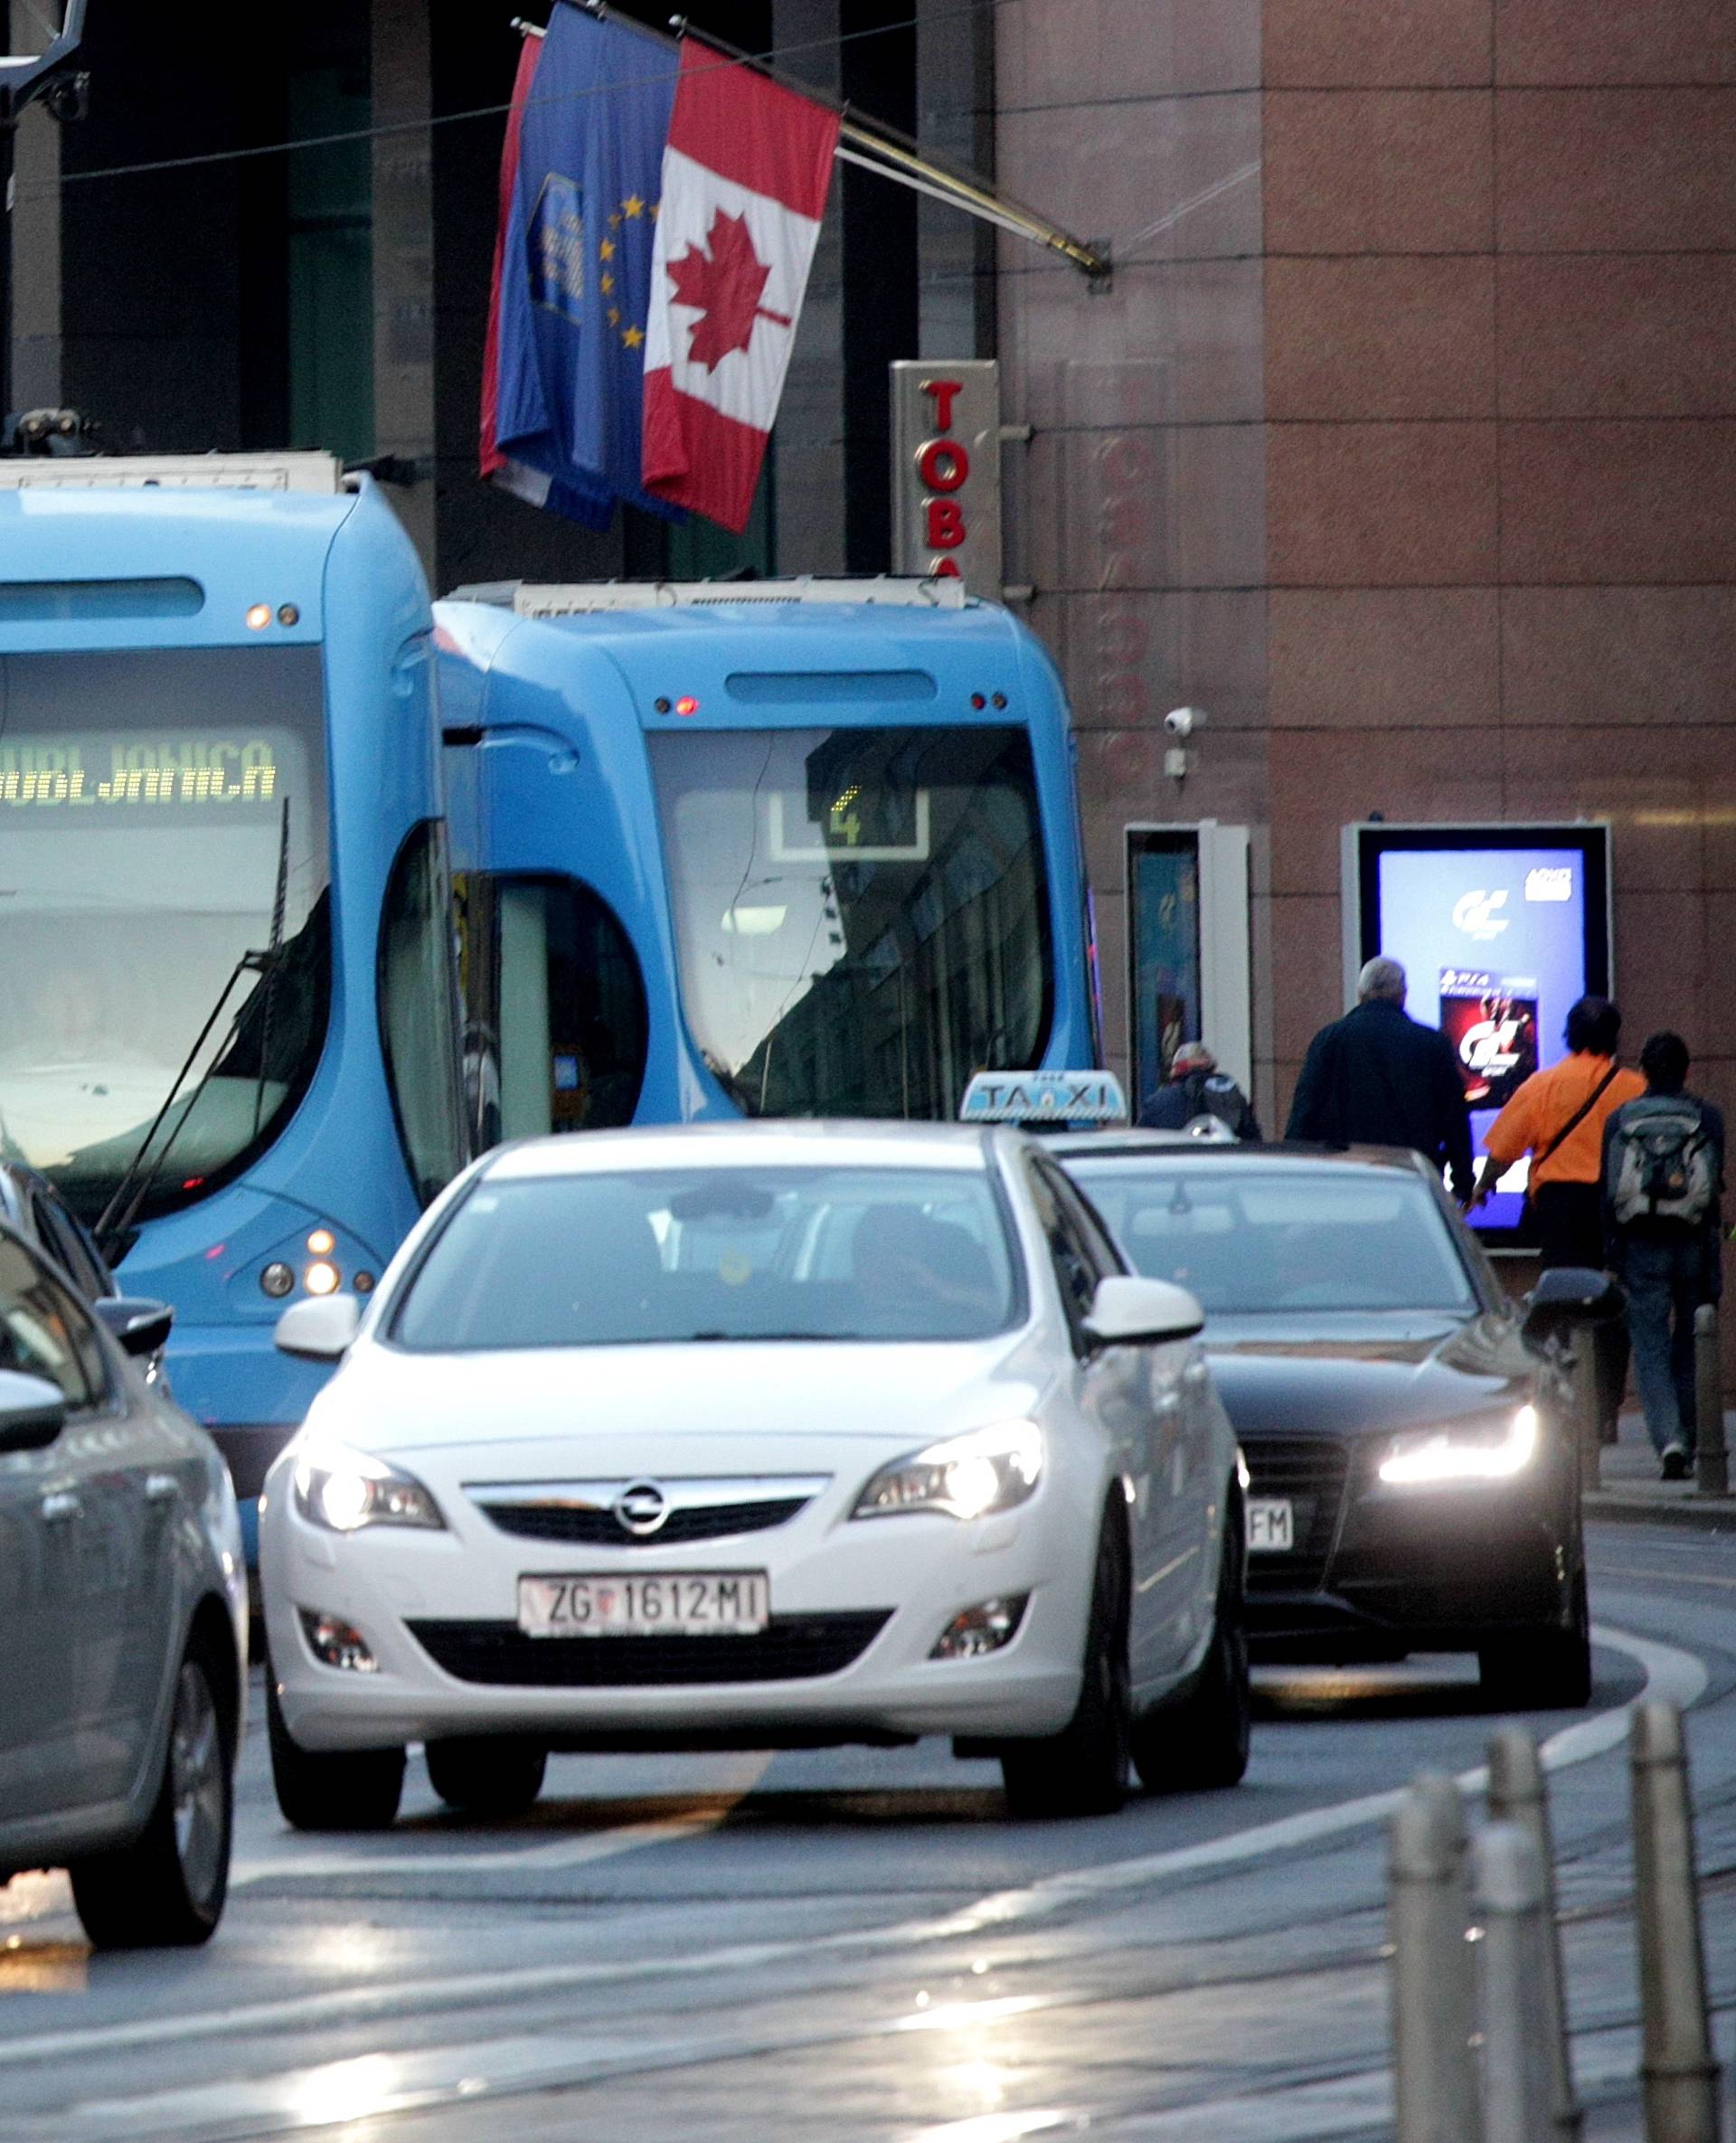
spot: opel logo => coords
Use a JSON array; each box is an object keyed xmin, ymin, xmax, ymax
[{"xmin": 613, "ymin": 1481, "xmax": 669, "ymax": 1536}]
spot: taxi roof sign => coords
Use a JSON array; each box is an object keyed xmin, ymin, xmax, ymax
[{"xmin": 960, "ymin": 1070, "xmax": 1128, "ymax": 1128}]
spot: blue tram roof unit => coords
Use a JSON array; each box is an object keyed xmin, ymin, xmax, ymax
[
  {"xmin": 435, "ymin": 576, "xmax": 1067, "ymax": 732},
  {"xmin": 0, "ymin": 458, "xmax": 449, "ymax": 1492},
  {"xmin": 434, "ymin": 576, "xmax": 1098, "ymax": 1128}
]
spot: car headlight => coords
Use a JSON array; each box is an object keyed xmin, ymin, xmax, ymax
[
  {"xmin": 292, "ymin": 1442, "xmax": 445, "ymax": 1533},
  {"xmin": 853, "ymin": 1421, "xmax": 1043, "ymax": 1521},
  {"xmin": 1378, "ymin": 1404, "xmax": 1540, "ymax": 1487}
]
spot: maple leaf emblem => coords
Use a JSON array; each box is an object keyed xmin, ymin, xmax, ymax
[{"xmin": 665, "ymin": 209, "xmax": 793, "ymax": 372}]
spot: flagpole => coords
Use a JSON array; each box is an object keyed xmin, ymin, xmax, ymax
[{"xmin": 521, "ymin": 4, "xmax": 1109, "ymax": 283}]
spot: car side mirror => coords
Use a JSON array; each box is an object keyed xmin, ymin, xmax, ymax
[
  {"xmin": 93, "ymin": 1296, "xmax": 175, "ymax": 1359},
  {"xmin": 1084, "ymin": 1274, "xmax": 1205, "ymax": 1347},
  {"xmin": 0, "ymin": 1369, "xmax": 67, "ymax": 1453},
  {"xmin": 1521, "ymin": 1265, "xmax": 1625, "ymax": 1351},
  {"xmin": 274, "ymin": 1294, "xmax": 363, "ymax": 1361}
]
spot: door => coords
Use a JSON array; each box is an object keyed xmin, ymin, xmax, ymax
[
  {"xmin": 1041, "ymin": 1156, "xmax": 1212, "ymax": 1681},
  {"xmin": 0, "ymin": 1238, "xmax": 95, "ymax": 1822},
  {"xmin": 0, "ymin": 1235, "xmax": 176, "ymax": 1810}
]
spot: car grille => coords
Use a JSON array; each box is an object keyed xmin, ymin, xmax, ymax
[
  {"xmin": 1244, "ymin": 1438, "xmax": 1350, "ymax": 1591},
  {"xmin": 406, "ymin": 1611, "xmax": 892, "ymax": 1686},
  {"xmin": 476, "ymin": 1497, "xmax": 811, "ymax": 1547}
]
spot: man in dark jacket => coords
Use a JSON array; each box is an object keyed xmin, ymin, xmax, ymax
[
  {"xmin": 1285, "ymin": 957, "xmax": 1474, "ymax": 1202},
  {"xmin": 1140, "ymin": 1042, "xmax": 1261, "ymax": 1139}
]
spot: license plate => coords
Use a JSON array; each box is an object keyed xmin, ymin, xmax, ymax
[
  {"xmin": 516, "ymin": 1572, "xmax": 770, "ymax": 1638},
  {"xmin": 1247, "ymin": 1498, "xmax": 1295, "ymax": 1553}
]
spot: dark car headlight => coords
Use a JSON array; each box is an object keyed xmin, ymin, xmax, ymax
[{"xmin": 1378, "ymin": 1404, "xmax": 1540, "ymax": 1487}]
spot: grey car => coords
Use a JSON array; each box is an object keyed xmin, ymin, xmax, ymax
[{"xmin": 0, "ymin": 1221, "xmax": 246, "ymax": 1946}]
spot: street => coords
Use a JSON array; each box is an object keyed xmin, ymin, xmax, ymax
[{"xmin": 4, "ymin": 1520, "xmax": 1732, "ymax": 2143}]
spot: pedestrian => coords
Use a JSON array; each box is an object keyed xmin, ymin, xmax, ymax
[
  {"xmin": 1284, "ymin": 957, "xmax": 1473, "ymax": 1202},
  {"xmin": 1602, "ymin": 1031, "xmax": 1725, "ymax": 1480},
  {"xmin": 1139, "ymin": 1041, "xmax": 1261, "ymax": 1140},
  {"xmin": 1468, "ymin": 996, "xmax": 1644, "ymax": 1265}
]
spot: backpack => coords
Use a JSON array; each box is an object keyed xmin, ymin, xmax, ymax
[
  {"xmin": 1608, "ymin": 1095, "xmax": 1716, "ymax": 1227},
  {"xmin": 1181, "ymin": 1071, "xmax": 1252, "ymax": 1140}
]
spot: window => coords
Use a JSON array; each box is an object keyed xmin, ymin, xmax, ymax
[
  {"xmin": 650, "ymin": 725, "xmax": 1052, "ymax": 1119},
  {"xmin": 1127, "ymin": 831, "xmax": 1203, "ymax": 1126},
  {"xmin": 390, "ymin": 1163, "xmax": 1021, "ymax": 1351},
  {"xmin": 29, "ymin": 1188, "xmax": 110, "ymax": 1301},
  {"xmin": 379, "ymin": 822, "xmax": 467, "ymax": 1207},
  {"xmin": 453, "ymin": 873, "xmax": 649, "ymax": 1149},
  {"xmin": 0, "ymin": 646, "xmax": 332, "ymax": 1225},
  {"xmin": 287, "ymin": 64, "xmax": 374, "ymax": 466},
  {"xmin": 1026, "ymin": 1160, "xmax": 1104, "ymax": 1347},
  {"xmin": 0, "ymin": 1237, "xmax": 105, "ymax": 1409}
]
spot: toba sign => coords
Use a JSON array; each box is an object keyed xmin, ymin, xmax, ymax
[{"xmin": 890, "ymin": 359, "xmax": 1003, "ymax": 595}]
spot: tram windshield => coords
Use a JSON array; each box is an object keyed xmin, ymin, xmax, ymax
[
  {"xmin": 0, "ymin": 646, "xmax": 331, "ymax": 1225},
  {"xmin": 649, "ymin": 725, "xmax": 1052, "ymax": 1119}
]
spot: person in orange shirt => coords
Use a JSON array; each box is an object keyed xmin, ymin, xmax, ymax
[{"xmin": 1470, "ymin": 995, "xmax": 1644, "ymax": 1436}]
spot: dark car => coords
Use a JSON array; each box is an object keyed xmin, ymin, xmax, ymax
[
  {"xmin": 1052, "ymin": 1138, "xmax": 1601, "ymax": 1709},
  {"xmin": 0, "ymin": 1218, "xmax": 246, "ymax": 1946}
]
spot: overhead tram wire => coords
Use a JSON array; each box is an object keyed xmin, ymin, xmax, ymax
[
  {"xmin": 23, "ymin": 0, "xmax": 1108, "ymax": 278},
  {"xmin": 26, "ymin": 0, "xmax": 1013, "ymax": 194}
]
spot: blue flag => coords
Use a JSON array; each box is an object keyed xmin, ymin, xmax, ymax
[{"xmin": 492, "ymin": 10, "xmax": 682, "ymax": 529}]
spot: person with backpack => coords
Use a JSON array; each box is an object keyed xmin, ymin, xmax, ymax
[
  {"xmin": 1602, "ymin": 1031, "xmax": 1726, "ymax": 1478},
  {"xmin": 1140, "ymin": 1041, "xmax": 1261, "ymax": 1140}
]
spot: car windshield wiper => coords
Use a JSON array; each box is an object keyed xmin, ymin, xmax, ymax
[{"xmin": 678, "ymin": 1328, "xmax": 865, "ymax": 1344}]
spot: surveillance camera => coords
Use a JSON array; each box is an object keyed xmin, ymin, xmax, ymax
[{"xmin": 1163, "ymin": 707, "xmax": 1205, "ymax": 739}]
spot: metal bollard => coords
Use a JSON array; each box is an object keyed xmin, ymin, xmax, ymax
[
  {"xmin": 1563, "ymin": 1333, "xmax": 1603, "ymax": 1493},
  {"xmin": 1694, "ymin": 1305, "xmax": 1727, "ymax": 1497},
  {"xmin": 1475, "ymin": 1822, "xmax": 1557, "ymax": 2143},
  {"xmin": 1630, "ymin": 1703, "xmax": 1722, "ymax": 2143},
  {"xmin": 1488, "ymin": 1729, "xmax": 1581, "ymax": 2138},
  {"xmin": 1390, "ymin": 1772, "xmax": 1484, "ymax": 2143}
]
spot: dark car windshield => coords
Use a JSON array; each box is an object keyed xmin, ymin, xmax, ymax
[
  {"xmin": 1065, "ymin": 1163, "xmax": 1477, "ymax": 1317},
  {"xmin": 392, "ymin": 1163, "xmax": 1021, "ymax": 1349}
]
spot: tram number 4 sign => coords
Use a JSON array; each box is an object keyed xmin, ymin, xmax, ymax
[{"xmin": 890, "ymin": 359, "xmax": 1003, "ymax": 596}]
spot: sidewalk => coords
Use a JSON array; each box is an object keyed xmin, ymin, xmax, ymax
[{"xmin": 1584, "ymin": 1407, "xmax": 1736, "ymax": 1530}]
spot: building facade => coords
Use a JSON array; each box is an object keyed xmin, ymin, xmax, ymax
[{"xmin": 11, "ymin": 0, "xmax": 1733, "ymax": 1164}]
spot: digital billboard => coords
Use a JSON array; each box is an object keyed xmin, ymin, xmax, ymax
[{"xmin": 1347, "ymin": 826, "xmax": 1611, "ymax": 1250}]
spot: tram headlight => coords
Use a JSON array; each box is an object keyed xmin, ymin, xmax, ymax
[
  {"xmin": 260, "ymin": 1261, "xmax": 295, "ymax": 1298},
  {"xmin": 304, "ymin": 1260, "xmax": 341, "ymax": 1297}
]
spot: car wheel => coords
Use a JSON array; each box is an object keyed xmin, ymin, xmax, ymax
[
  {"xmin": 1000, "ymin": 1510, "xmax": 1131, "ymax": 1820},
  {"xmin": 69, "ymin": 1642, "xmax": 233, "ymax": 1949},
  {"xmin": 267, "ymin": 1671, "xmax": 405, "ymax": 1831},
  {"xmin": 426, "ymin": 1737, "xmax": 548, "ymax": 1819},
  {"xmin": 1478, "ymin": 1565, "xmax": 1592, "ymax": 1713},
  {"xmin": 1133, "ymin": 1498, "xmax": 1251, "ymax": 1793}
]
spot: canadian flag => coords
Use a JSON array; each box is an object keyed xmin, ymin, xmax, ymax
[{"xmin": 642, "ymin": 46, "xmax": 839, "ymax": 533}]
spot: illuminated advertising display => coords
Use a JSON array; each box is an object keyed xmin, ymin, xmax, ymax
[{"xmin": 1347, "ymin": 825, "xmax": 1611, "ymax": 1248}]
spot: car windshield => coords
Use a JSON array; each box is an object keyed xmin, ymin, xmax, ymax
[
  {"xmin": 648, "ymin": 725, "xmax": 1052, "ymax": 1119},
  {"xmin": 391, "ymin": 1163, "xmax": 1022, "ymax": 1349},
  {"xmin": 0, "ymin": 647, "xmax": 330, "ymax": 1225},
  {"xmin": 1066, "ymin": 1163, "xmax": 1477, "ymax": 1317}
]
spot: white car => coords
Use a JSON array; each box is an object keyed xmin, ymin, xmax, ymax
[{"xmin": 259, "ymin": 1122, "xmax": 1248, "ymax": 1824}]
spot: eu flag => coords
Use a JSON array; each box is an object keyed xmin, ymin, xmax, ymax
[{"xmin": 493, "ymin": 9, "xmax": 681, "ymax": 529}]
